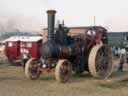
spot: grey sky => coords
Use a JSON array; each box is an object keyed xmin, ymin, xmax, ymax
[
  {"xmin": 0, "ymin": 0, "xmax": 128, "ymax": 32},
  {"xmin": 0, "ymin": 0, "xmax": 47, "ymax": 32}
]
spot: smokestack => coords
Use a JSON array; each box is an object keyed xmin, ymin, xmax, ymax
[{"xmin": 47, "ymin": 10, "xmax": 56, "ymax": 40}]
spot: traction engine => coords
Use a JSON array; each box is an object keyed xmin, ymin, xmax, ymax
[{"xmin": 24, "ymin": 10, "xmax": 113, "ymax": 82}]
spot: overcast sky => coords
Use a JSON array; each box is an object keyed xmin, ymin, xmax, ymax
[{"xmin": 0, "ymin": 0, "xmax": 128, "ymax": 32}]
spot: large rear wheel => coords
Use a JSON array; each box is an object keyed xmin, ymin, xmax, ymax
[
  {"xmin": 88, "ymin": 44, "xmax": 113, "ymax": 79},
  {"xmin": 25, "ymin": 58, "xmax": 41, "ymax": 80},
  {"xmin": 55, "ymin": 59, "xmax": 72, "ymax": 83}
]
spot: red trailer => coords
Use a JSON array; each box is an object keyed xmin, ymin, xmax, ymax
[
  {"xmin": 4, "ymin": 36, "xmax": 42, "ymax": 66},
  {"xmin": 4, "ymin": 36, "xmax": 21, "ymax": 64}
]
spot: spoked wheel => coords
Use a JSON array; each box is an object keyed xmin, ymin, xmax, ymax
[
  {"xmin": 25, "ymin": 58, "xmax": 41, "ymax": 80},
  {"xmin": 55, "ymin": 59, "xmax": 72, "ymax": 83},
  {"xmin": 88, "ymin": 44, "xmax": 113, "ymax": 79}
]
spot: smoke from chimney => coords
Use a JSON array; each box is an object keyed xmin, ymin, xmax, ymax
[{"xmin": 0, "ymin": 16, "xmax": 43, "ymax": 32}]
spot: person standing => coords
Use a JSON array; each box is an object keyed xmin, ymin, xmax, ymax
[
  {"xmin": 112, "ymin": 46, "xmax": 116, "ymax": 56},
  {"xmin": 21, "ymin": 48, "xmax": 29, "ymax": 67},
  {"xmin": 117, "ymin": 47, "xmax": 121, "ymax": 58},
  {"xmin": 126, "ymin": 50, "xmax": 128, "ymax": 64},
  {"xmin": 118, "ymin": 48, "xmax": 127, "ymax": 72}
]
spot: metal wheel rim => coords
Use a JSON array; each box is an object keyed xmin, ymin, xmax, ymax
[
  {"xmin": 55, "ymin": 59, "xmax": 72, "ymax": 82},
  {"xmin": 25, "ymin": 58, "xmax": 41, "ymax": 80},
  {"xmin": 88, "ymin": 44, "xmax": 113, "ymax": 79}
]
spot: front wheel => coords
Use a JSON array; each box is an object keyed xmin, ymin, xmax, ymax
[
  {"xmin": 55, "ymin": 59, "xmax": 72, "ymax": 83},
  {"xmin": 25, "ymin": 58, "xmax": 41, "ymax": 80}
]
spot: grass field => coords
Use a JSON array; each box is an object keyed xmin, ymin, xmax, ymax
[{"xmin": 0, "ymin": 59, "xmax": 128, "ymax": 96}]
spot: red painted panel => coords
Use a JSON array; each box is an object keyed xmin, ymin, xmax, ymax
[
  {"xmin": 5, "ymin": 41, "xmax": 21, "ymax": 59},
  {"xmin": 21, "ymin": 40, "xmax": 42, "ymax": 59}
]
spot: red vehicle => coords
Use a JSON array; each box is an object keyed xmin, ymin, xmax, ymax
[
  {"xmin": 4, "ymin": 36, "xmax": 42, "ymax": 66},
  {"xmin": 4, "ymin": 36, "xmax": 21, "ymax": 64}
]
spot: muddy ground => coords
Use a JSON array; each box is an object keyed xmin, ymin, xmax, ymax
[{"xmin": 0, "ymin": 58, "xmax": 128, "ymax": 96}]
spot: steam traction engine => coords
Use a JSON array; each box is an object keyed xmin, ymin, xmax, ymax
[{"xmin": 25, "ymin": 10, "xmax": 113, "ymax": 82}]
